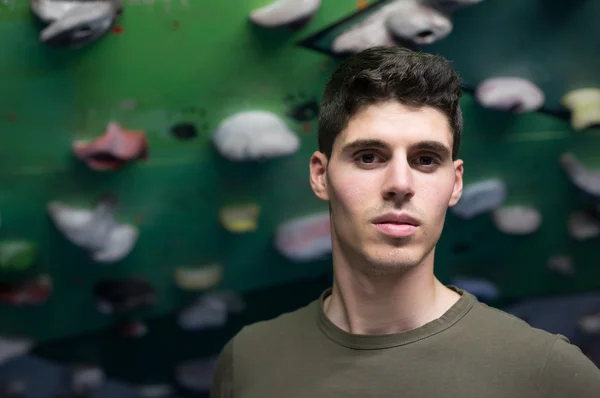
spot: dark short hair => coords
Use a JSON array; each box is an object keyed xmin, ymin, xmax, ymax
[{"xmin": 318, "ymin": 46, "xmax": 463, "ymax": 160}]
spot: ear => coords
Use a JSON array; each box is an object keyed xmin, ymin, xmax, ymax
[
  {"xmin": 448, "ymin": 159, "xmax": 464, "ymax": 207},
  {"xmin": 309, "ymin": 151, "xmax": 329, "ymax": 201}
]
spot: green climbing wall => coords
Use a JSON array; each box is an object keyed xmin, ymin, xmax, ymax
[
  {"xmin": 1, "ymin": 0, "xmax": 600, "ymax": 391},
  {"xmin": 0, "ymin": 0, "xmax": 353, "ymax": 343}
]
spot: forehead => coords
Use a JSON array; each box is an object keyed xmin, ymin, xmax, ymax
[{"xmin": 335, "ymin": 101, "xmax": 453, "ymax": 151}]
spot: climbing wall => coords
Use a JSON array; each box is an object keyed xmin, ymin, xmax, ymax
[{"xmin": 1, "ymin": 0, "xmax": 599, "ymax": 396}]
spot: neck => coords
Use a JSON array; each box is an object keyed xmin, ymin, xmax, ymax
[{"xmin": 323, "ymin": 247, "xmax": 460, "ymax": 335}]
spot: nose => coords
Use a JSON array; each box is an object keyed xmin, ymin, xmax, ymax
[{"xmin": 381, "ymin": 157, "xmax": 415, "ymax": 202}]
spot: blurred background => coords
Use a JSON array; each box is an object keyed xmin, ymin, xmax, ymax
[{"xmin": 1, "ymin": 0, "xmax": 600, "ymax": 396}]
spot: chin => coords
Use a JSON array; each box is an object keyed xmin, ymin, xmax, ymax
[{"xmin": 359, "ymin": 245, "xmax": 425, "ymax": 276}]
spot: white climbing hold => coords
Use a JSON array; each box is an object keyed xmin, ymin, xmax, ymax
[
  {"xmin": 561, "ymin": 88, "xmax": 600, "ymax": 131},
  {"xmin": 332, "ymin": 1, "xmax": 403, "ymax": 54},
  {"xmin": 559, "ymin": 152, "xmax": 600, "ymax": 200},
  {"xmin": 47, "ymin": 196, "xmax": 138, "ymax": 263},
  {"xmin": 568, "ymin": 211, "xmax": 600, "ymax": 240},
  {"xmin": 385, "ymin": 0, "xmax": 453, "ymax": 45},
  {"xmin": 475, "ymin": 77, "xmax": 545, "ymax": 113},
  {"xmin": 451, "ymin": 179, "xmax": 507, "ymax": 219},
  {"xmin": 212, "ymin": 110, "xmax": 300, "ymax": 161},
  {"xmin": 274, "ymin": 211, "xmax": 331, "ymax": 262},
  {"xmin": 491, "ymin": 205, "xmax": 542, "ymax": 235},
  {"xmin": 249, "ymin": 0, "xmax": 321, "ymax": 29},
  {"xmin": 31, "ymin": 0, "xmax": 123, "ymax": 49}
]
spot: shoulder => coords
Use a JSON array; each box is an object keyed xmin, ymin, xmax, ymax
[
  {"xmin": 222, "ymin": 296, "xmax": 319, "ymax": 361},
  {"xmin": 469, "ymin": 300, "xmax": 558, "ymax": 341},
  {"xmin": 235, "ymin": 298, "xmax": 317, "ymax": 346},
  {"xmin": 537, "ymin": 334, "xmax": 600, "ymax": 396},
  {"xmin": 459, "ymin": 299, "xmax": 565, "ymax": 358}
]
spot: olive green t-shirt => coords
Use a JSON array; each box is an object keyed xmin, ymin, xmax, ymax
[{"xmin": 211, "ymin": 286, "xmax": 600, "ymax": 397}]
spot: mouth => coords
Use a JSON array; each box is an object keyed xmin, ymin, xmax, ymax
[{"xmin": 372, "ymin": 213, "xmax": 420, "ymax": 238}]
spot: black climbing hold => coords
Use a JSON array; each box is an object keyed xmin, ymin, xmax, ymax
[
  {"xmin": 94, "ymin": 277, "xmax": 157, "ymax": 313},
  {"xmin": 287, "ymin": 98, "xmax": 319, "ymax": 122},
  {"xmin": 170, "ymin": 123, "xmax": 198, "ymax": 140}
]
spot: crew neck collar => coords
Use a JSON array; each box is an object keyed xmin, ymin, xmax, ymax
[{"xmin": 316, "ymin": 285, "xmax": 476, "ymax": 350}]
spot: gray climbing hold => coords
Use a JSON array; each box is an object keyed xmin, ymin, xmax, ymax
[
  {"xmin": 175, "ymin": 357, "xmax": 218, "ymax": 393},
  {"xmin": 568, "ymin": 211, "xmax": 600, "ymax": 240},
  {"xmin": 451, "ymin": 179, "xmax": 507, "ymax": 219},
  {"xmin": 560, "ymin": 153, "xmax": 600, "ymax": 201},
  {"xmin": 491, "ymin": 205, "xmax": 542, "ymax": 235},
  {"xmin": 178, "ymin": 291, "xmax": 245, "ymax": 331},
  {"xmin": 547, "ymin": 254, "xmax": 575, "ymax": 276},
  {"xmin": 450, "ymin": 276, "xmax": 499, "ymax": 301}
]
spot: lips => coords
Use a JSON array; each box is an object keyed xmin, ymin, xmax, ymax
[
  {"xmin": 372, "ymin": 213, "xmax": 420, "ymax": 226},
  {"xmin": 372, "ymin": 213, "xmax": 419, "ymax": 238}
]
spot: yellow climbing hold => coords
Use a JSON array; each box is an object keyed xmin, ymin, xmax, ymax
[
  {"xmin": 219, "ymin": 204, "xmax": 260, "ymax": 233},
  {"xmin": 174, "ymin": 264, "xmax": 223, "ymax": 291}
]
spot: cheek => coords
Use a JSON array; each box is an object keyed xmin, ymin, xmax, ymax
[
  {"xmin": 418, "ymin": 174, "xmax": 456, "ymax": 217},
  {"xmin": 328, "ymin": 170, "xmax": 372, "ymax": 218}
]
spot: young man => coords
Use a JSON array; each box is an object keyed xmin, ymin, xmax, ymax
[{"xmin": 211, "ymin": 46, "xmax": 600, "ymax": 397}]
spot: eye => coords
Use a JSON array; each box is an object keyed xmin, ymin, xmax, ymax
[
  {"xmin": 413, "ymin": 155, "xmax": 441, "ymax": 169},
  {"xmin": 417, "ymin": 156, "xmax": 435, "ymax": 165},
  {"xmin": 355, "ymin": 152, "xmax": 384, "ymax": 166}
]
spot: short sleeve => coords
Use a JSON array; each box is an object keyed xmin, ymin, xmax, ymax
[
  {"xmin": 211, "ymin": 338, "xmax": 235, "ymax": 398},
  {"xmin": 538, "ymin": 335, "xmax": 600, "ymax": 397}
]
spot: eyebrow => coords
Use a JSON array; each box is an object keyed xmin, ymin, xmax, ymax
[
  {"xmin": 340, "ymin": 139, "xmax": 452, "ymax": 159},
  {"xmin": 340, "ymin": 139, "xmax": 389, "ymax": 154},
  {"xmin": 412, "ymin": 140, "xmax": 452, "ymax": 160}
]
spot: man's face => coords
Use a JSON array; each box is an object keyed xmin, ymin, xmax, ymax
[{"xmin": 309, "ymin": 101, "xmax": 463, "ymax": 274}]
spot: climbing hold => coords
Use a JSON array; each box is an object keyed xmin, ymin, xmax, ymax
[
  {"xmin": 274, "ymin": 211, "xmax": 331, "ymax": 262},
  {"xmin": 70, "ymin": 364, "xmax": 105, "ymax": 394},
  {"xmin": 579, "ymin": 311, "xmax": 600, "ymax": 335},
  {"xmin": 450, "ymin": 276, "xmax": 499, "ymax": 301},
  {"xmin": 93, "ymin": 277, "xmax": 157, "ymax": 314},
  {"xmin": 212, "ymin": 110, "xmax": 300, "ymax": 161},
  {"xmin": 30, "ymin": 0, "xmax": 123, "ymax": 49},
  {"xmin": 174, "ymin": 264, "xmax": 223, "ymax": 291},
  {"xmin": 116, "ymin": 319, "xmax": 148, "ymax": 338},
  {"xmin": 0, "ymin": 241, "xmax": 37, "ymax": 271},
  {"xmin": 547, "ymin": 254, "xmax": 575, "ymax": 276},
  {"xmin": 0, "ymin": 275, "xmax": 52, "ymax": 306},
  {"xmin": 0, "ymin": 336, "xmax": 33, "ymax": 365},
  {"xmin": 249, "ymin": 0, "xmax": 321, "ymax": 30},
  {"xmin": 475, "ymin": 77, "xmax": 545, "ymax": 113},
  {"xmin": 72, "ymin": 122, "xmax": 148, "ymax": 171},
  {"xmin": 47, "ymin": 195, "xmax": 139, "ymax": 263},
  {"xmin": 178, "ymin": 291, "xmax": 245, "ymax": 331},
  {"xmin": 332, "ymin": 1, "xmax": 408, "ymax": 54},
  {"xmin": 385, "ymin": 0, "xmax": 452, "ymax": 45},
  {"xmin": 175, "ymin": 357, "xmax": 218, "ymax": 393},
  {"xmin": 559, "ymin": 153, "xmax": 600, "ymax": 202},
  {"xmin": 491, "ymin": 205, "xmax": 542, "ymax": 235},
  {"xmin": 219, "ymin": 204, "xmax": 260, "ymax": 233},
  {"xmin": 170, "ymin": 122, "xmax": 197, "ymax": 140},
  {"xmin": 568, "ymin": 211, "xmax": 600, "ymax": 241},
  {"xmin": 137, "ymin": 384, "xmax": 175, "ymax": 398},
  {"xmin": 451, "ymin": 179, "xmax": 507, "ymax": 219},
  {"xmin": 561, "ymin": 88, "xmax": 600, "ymax": 131}
]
